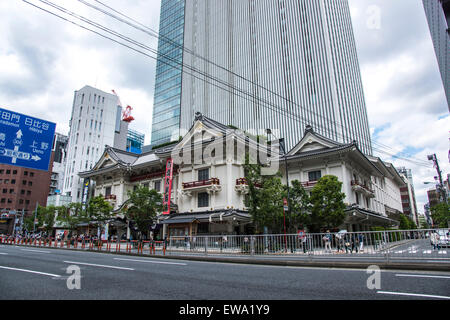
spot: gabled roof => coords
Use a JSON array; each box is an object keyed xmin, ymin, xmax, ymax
[
  {"xmin": 287, "ymin": 125, "xmax": 349, "ymax": 156},
  {"xmin": 284, "ymin": 126, "xmax": 382, "ymax": 176}
]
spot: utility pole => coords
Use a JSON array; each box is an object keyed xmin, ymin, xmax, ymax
[{"xmin": 427, "ymin": 154, "xmax": 447, "ymax": 204}]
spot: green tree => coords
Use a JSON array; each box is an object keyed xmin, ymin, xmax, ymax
[
  {"xmin": 36, "ymin": 205, "xmax": 57, "ymax": 235},
  {"xmin": 86, "ymin": 195, "xmax": 114, "ymax": 239},
  {"xmin": 398, "ymin": 214, "xmax": 417, "ymax": 230},
  {"xmin": 430, "ymin": 203, "xmax": 450, "ymax": 228},
  {"xmin": 123, "ymin": 185, "xmax": 163, "ymax": 240},
  {"xmin": 308, "ymin": 175, "xmax": 346, "ymax": 233},
  {"xmin": 288, "ymin": 180, "xmax": 311, "ymax": 232},
  {"xmin": 243, "ymin": 156, "xmax": 286, "ymax": 234},
  {"xmin": 56, "ymin": 203, "xmax": 85, "ymax": 232}
]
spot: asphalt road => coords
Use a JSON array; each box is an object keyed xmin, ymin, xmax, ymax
[{"xmin": 0, "ymin": 244, "xmax": 449, "ymax": 300}]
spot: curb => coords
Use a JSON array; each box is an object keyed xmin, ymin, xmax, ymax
[{"xmin": 3, "ymin": 243, "xmax": 449, "ymax": 272}]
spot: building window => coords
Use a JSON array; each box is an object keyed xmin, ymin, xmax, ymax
[
  {"xmin": 6, "ymin": 170, "xmax": 10, "ymax": 174},
  {"xmin": 154, "ymin": 180, "xmax": 161, "ymax": 192},
  {"xmin": 198, "ymin": 192, "xmax": 209, "ymax": 208},
  {"xmin": 105, "ymin": 186, "xmax": 112, "ymax": 197},
  {"xmin": 198, "ymin": 168, "xmax": 210, "ymax": 181},
  {"xmin": 30, "ymin": 172, "xmax": 34, "ymax": 177},
  {"xmin": 11, "ymin": 179, "xmax": 15, "ymax": 184},
  {"xmin": 2, "ymin": 189, "xmax": 6, "ymax": 194},
  {"xmin": 12, "ymin": 170, "xmax": 17, "ymax": 175},
  {"xmin": 308, "ymin": 171, "xmax": 321, "ymax": 182},
  {"xmin": 143, "ymin": 183, "xmax": 149, "ymax": 189},
  {"xmin": 28, "ymin": 181, "xmax": 32, "ymax": 187}
]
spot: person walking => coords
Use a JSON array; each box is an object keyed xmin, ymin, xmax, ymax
[
  {"xmin": 323, "ymin": 230, "xmax": 332, "ymax": 253},
  {"xmin": 430, "ymin": 231, "xmax": 440, "ymax": 251},
  {"xmin": 358, "ymin": 233, "xmax": 365, "ymax": 252}
]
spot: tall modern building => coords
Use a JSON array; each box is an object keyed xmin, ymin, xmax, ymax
[
  {"xmin": 126, "ymin": 129, "xmax": 145, "ymax": 154},
  {"xmin": 63, "ymin": 86, "xmax": 129, "ymax": 203},
  {"xmin": 151, "ymin": 0, "xmax": 373, "ymax": 155},
  {"xmin": 423, "ymin": 0, "xmax": 450, "ymax": 110}
]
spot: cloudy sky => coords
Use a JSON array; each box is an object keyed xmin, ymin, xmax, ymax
[{"xmin": 0, "ymin": 0, "xmax": 448, "ymax": 214}]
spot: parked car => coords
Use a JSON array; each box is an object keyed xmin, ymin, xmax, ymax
[{"xmin": 437, "ymin": 229, "xmax": 450, "ymax": 248}]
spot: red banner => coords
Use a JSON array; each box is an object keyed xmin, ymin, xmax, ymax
[{"xmin": 162, "ymin": 158, "xmax": 174, "ymax": 215}]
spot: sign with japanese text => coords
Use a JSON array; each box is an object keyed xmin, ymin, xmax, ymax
[
  {"xmin": 0, "ymin": 107, "xmax": 56, "ymax": 171},
  {"xmin": 162, "ymin": 158, "xmax": 174, "ymax": 215}
]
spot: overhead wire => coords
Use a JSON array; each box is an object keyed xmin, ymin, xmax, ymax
[{"xmin": 23, "ymin": 0, "xmax": 433, "ymax": 168}]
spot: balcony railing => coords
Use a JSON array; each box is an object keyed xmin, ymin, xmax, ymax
[
  {"xmin": 236, "ymin": 178, "xmax": 262, "ymax": 188},
  {"xmin": 301, "ymin": 181, "xmax": 318, "ymax": 188},
  {"xmin": 182, "ymin": 178, "xmax": 220, "ymax": 189},
  {"xmin": 351, "ymin": 180, "xmax": 374, "ymax": 194}
]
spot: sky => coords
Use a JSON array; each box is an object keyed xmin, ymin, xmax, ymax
[{"xmin": 0, "ymin": 0, "xmax": 448, "ymax": 215}]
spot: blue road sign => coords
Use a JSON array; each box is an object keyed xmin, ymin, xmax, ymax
[{"xmin": 0, "ymin": 107, "xmax": 56, "ymax": 171}]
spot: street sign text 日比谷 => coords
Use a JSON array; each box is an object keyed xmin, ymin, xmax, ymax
[{"xmin": 0, "ymin": 107, "xmax": 56, "ymax": 171}]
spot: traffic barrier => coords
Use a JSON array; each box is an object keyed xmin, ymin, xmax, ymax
[
  {"xmin": 81, "ymin": 240, "xmax": 85, "ymax": 249},
  {"xmin": 39, "ymin": 239, "xmax": 42, "ymax": 247}
]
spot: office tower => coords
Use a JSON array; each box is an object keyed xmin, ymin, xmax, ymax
[
  {"xmin": 127, "ymin": 129, "xmax": 145, "ymax": 154},
  {"xmin": 49, "ymin": 133, "xmax": 68, "ymax": 196},
  {"xmin": 423, "ymin": 0, "xmax": 450, "ymax": 110},
  {"xmin": 151, "ymin": 0, "xmax": 373, "ymax": 155},
  {"xmin": 151, "ymin": 0, "xmax": 186, "ymax": 146},
  {"xmin": 397, "ymin": 167, "xmax": 419, "ymax": 225},
  {"xmin": 63, "ymin": 86, "xmax": 129, "ymax": 203}
]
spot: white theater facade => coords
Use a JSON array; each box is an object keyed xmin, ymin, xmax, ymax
[{"xmin": 79, "ymin": 113, "xmax": 405, "ymax": 239}]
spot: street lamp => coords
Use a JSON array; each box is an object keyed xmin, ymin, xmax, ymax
[{"xmin": 266, "ymin": 129, "xmax": 290, "ymax": 252}]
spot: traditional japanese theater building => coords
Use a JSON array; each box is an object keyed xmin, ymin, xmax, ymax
[{"xmin": 79, "ymin": 113, "xmax": 404, "ymax": 239}]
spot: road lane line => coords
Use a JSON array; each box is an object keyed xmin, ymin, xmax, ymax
[
  {"xmin": 21, "ymin": 249, "xmax": 51, "ymax": 254},
  {"xmin": 377, "ymin": 291, "xmax": 450, "ymax": 300},
  {"xmin": 114, "ymin": 257, "xmax": 187, "ymax": 266},
  {"xmin": 0, "ymin": 253, "xmax": 8, "ymax": 255},
  {"xmin": 63, "ymin": 261, "xmax": 134, "ymax": 270},
  {"xmin": 0, "ymin": 265, "xmax": 60, "ymax": 278},
  {"xmin": 395, "ymin": 274, "xmax": 450, "ymax": 279}
]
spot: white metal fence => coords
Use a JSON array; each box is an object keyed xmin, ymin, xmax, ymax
[{"xmin": 1, "ymin": 229, "xmax": 449, "ymax": 260}]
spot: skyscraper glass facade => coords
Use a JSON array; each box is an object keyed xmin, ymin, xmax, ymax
[
  {"xmin": 127, "ymin": 129, "xmax": 145, "ymax": 154},
  {"xmin": 151, "ymin": 0, "xmax": 185, "ymax": 146}
]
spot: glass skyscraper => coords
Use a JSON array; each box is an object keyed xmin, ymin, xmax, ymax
[
  {"xmin": 423, "ymin": 0, "xmax": 450, "ymax": 110},
  {"xmin": 151, "ymin": 0, "xmax": 373, "ymax": 155},
  {"xmin": 151, "ymin": 0, "xmax": 186, "ymax": 146}
]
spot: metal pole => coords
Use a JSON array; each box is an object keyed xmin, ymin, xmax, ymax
[{"xmin": 33, "ymin": 202, "xmax": 38, "ymax": 234}]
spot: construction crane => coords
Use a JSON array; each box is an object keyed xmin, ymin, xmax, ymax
[{"xmin": 112, "ymin": 89, "xmax": 135, "ymax": 123}]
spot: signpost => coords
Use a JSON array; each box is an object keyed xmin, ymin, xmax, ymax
[{"xmin": 0, "ymin": 107, "xmax": 56, "ymax": 171}]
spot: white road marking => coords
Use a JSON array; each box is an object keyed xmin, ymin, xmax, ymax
[
  {"xmin": 63, "ymin": 261, "xmax": 134, "ymax": 270},
  {"xmin": 0, "ymin": 265, "xmax": 60, "ymax": 278},
  {"xmin": 377, "ymin": 291, "xmax": 450, "ymax": 300},
  {"xmin": 0, "ymin": 252, "xmax": 8, "ymax": 255},
  {"xmin": 114, "ymin": 257, "xmax": 187, "ymax": 266},
  {"xmin": 396, "ymin": 274, "xmax": 450, "ymax": 279},
  {"xmin": 21, "ymin": 249, "xmax": 51, "ymax": 254}
]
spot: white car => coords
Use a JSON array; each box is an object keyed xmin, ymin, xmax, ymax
[{"xmin": 437, "ymin": 229, "xmax": 450, "ymax": 248}]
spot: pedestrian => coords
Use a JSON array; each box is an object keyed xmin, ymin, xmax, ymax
[
  {"xmin": 344, "ymin": 234, "xmax": 352, "ymax": 254},
  {"xmin": 358, "ymin": 233, "xmax": 365, "ymax": 252},
  {"xmin": 430, "ymin": 231, "xmax": 440, "ymax": 251},
  {"xmin": 351, "ymin": 234, "xmax": 359, "ymax": 253},
  {"xmin": 323, "ymin": 230, "xmax": 332, "ymax": 253}
]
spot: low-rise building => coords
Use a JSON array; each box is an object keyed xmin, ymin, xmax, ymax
[{"xmin": 79, "ymin": 113, "xmax": 404, "ymax": 238}]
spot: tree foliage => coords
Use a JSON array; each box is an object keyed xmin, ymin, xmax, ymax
[
  {"xmin": 123, "ymin": 185, "xmax": 163, "ymax": 238},
  {"xmin": 307, "ymin": 175, "xmax": 346, "ymax": 233},
  {"xmin": 430, "ymin": 203, "xmax": 450, "ymax": 228}
]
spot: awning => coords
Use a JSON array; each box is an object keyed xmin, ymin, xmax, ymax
[
  {"xmin": 345, "ymin": 206, "xmax": 399, "ymax": 227},
  {"xmin": 160, "ymin": 218, "xmax": 200, "ymax": 225},
  {"xmin": 160, "ymin": 210, "xmax": 251, "ymax": 225}
]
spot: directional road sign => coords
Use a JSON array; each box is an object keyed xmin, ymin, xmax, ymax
[{"xmin": 0, "ymin": 107, "xmax": 56, "ymax": 171}]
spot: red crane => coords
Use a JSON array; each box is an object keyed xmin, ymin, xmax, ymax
[{"xmin": 112, "ymin": 89, "xmax": 134, "ymax": 123}]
